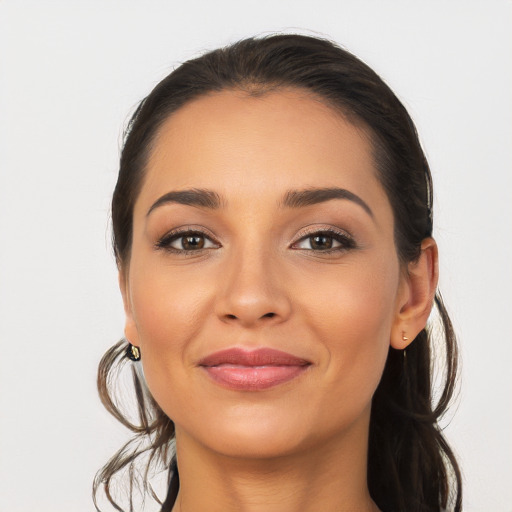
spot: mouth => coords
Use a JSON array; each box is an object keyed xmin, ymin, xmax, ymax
[{"xmin": 198, "ymin": 347, "xmax": 311, "ymax": 391}]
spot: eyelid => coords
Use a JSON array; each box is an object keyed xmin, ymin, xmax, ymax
[
  {"xmin": 292, "ymin": 224, "xmax": 354, "ymax": 242},
  {"xmin": 154, "ymin": 224, "xmax": 355, "ymax": 254},
  {"xmin": 290, "ymin": 225, "xmax": 356, "ymax": 251},
  {"xmin": 155, "ymin": 225, "xmax": 221, "ymax": 252}
]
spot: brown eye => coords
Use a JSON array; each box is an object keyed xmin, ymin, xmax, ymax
[
  {"xmin": 156, "ymin": 230, "xmax": 219, "ymax": 252},
  {"xmin": 292, "ymin": 229, "xmax": 356, "ymax": 252},
  {"xmin": 310, "ymin": 235, "xmax": 333, "ymax": 250},
  {"xmin": 182, "ymin": 235, "xmax": 205, "ymax": 250}
]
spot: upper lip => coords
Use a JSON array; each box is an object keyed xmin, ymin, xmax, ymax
[{"xmin": 198, "ymin": 348, "xmax": 311, "ymax": 367}]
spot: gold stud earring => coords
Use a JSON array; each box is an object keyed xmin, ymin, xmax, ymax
[
  {"xmin": 126, "ymin": 343, "xmax": 141, "ymax": 361},
  {"xmin": 402, "ymin": 332, "xmax": 409, "ymax": 342}
]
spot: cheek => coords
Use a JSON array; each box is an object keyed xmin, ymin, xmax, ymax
[
  {"xmin": 131, "ymin": 260, "xmax": 211, "ymax": 343},
  {"xmin": 298, "ymin": 256, "xmax": 399, "ymax": 401},
  {"xmin": 128, "ymin": 264, "xmax": 214, "ymax": 409},
  {"xmin": 301, "ymin": 253, "xmax": 399, "ymax": 337}
]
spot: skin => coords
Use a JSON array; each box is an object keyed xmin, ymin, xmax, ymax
[{"xmin": 120, "ymin": 89, "xmax": 438, "ymax": 512}]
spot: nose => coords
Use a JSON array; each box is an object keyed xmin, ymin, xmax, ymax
[{"xmin": 214, "ymin": 247, "xmax": 292, "ymax": 328}]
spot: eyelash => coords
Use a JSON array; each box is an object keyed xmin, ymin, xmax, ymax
[
  {"xmin": 155, "ymin": 227, "xmax": 356, "ymax": 255},
  {"xmin": 291, "ymin": 227, "xmax": 356, "ymax": 254},
  {"xmin": 155, "ymin": 228, "xmax": 220, "ymax": 255}
]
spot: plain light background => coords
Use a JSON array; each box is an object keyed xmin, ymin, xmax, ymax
[{"xmin": 0, "ymin": 1, "xmax": 511, "ymax": 511}]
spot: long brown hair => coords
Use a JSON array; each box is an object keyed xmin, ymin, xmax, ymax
[{"xmin": 94, "ymin": 34, "xmax": 462, "ymax": 512}]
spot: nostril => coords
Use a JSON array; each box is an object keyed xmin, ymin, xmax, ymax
[{"xmin": 222, "ymin": 312, "xmax": 277, "ymax": 322}]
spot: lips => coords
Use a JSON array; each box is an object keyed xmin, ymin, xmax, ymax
[{"xmin": 198, "ymin": 348, "xmax": 311, "ymax": 391}]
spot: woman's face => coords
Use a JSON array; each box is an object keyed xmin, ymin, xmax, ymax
[{"xmin": 122, "ymin": 89, "xmax": 408, "ymax": 458}]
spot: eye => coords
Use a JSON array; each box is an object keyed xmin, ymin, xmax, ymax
[
  {"xmin": 291, "ymin": 229, "xmax": 356, "ymax": 252},
  {"xmin": 156, "ymin": 229, "xmax": 220, "ymax": 253}
]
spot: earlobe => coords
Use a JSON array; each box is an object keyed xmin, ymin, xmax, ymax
[
  {"xmin": 118, "ymin": 269, "xmax": 140, "ymax": 346},
  {"xmin": 391, "ymin": 238, "xmax": 439, "ymax": 349}
]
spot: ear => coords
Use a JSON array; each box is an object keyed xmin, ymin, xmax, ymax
[
  {"xmin": 391, "ymin": 238, "xmax": 439, "ymax": 349},
  {"xmin": 118, "ymin": 269, "xmax": 140, "ymax": 346}
]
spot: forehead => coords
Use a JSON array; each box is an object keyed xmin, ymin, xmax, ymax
[{"xmin": 136, "ymin": 89, "xmax": 389, "ymax": 218}]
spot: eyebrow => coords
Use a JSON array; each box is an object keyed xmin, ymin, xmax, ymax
[
  {"xmin": 281, "ymin": 187, "xmax": 374, "ymax": 217},
  {"xmin": 146, "ymin": 186, "xmax": 373, "ymax": 218},
  {"xmin": 147, "ymin": 188, "xmax": 223, "ymax": 216}
]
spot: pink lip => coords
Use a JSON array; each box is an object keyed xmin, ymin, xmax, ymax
[{"xmin": 198, "ymin": 348, "xmax": 311, "ymax": 391}]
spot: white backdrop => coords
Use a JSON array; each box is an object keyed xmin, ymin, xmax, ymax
[{"xmin": 0, "ymin": 1, "xmax": 511, "ymax": 511}]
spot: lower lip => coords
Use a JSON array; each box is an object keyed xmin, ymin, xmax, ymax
[{"xmin": 202, "ymin": 365, "xmax": 309, "ymax": 390}]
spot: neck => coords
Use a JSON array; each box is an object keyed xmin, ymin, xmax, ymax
[{"xmin": 170, "ymin": 414, "xmax": 379, "ymax": 512}]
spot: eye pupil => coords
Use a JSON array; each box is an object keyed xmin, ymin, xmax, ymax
[
  {"xmin": 311, "ymin": 235, "xmax": 333, "ymax": 250},
  {"xmin": 182, "ymin": 235, "xmax": 205, "ymax": 250}
]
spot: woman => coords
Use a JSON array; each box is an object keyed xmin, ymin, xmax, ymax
[{"xmin": 94, "ymin": 34, "xmax": 462, "ymax": 512}]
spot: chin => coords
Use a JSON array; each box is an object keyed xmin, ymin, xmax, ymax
[
  {"xmin": 171, "ymin": 402, "xmax": 308, "ymax": 459},
  {"xmin": 176, "ymin": 399, "xmax": 368, "ymax": 462},
  {"xmin": 202, "ymin": 426, "xmax": 310, "ymax": 460}
]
